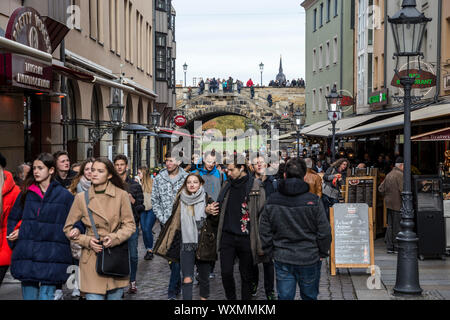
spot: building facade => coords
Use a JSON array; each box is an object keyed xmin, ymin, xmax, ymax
[
  {"xmin": 0, "ymin": 0, "xmax": 175, "ymax": 172},
  {"xmin": 301, "ymin": 0, "xmax": 355, "ymax": 125}
]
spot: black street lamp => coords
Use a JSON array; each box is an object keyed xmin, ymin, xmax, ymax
[
  {"xmin": 259, "ymin": 62, "xmax": 264, "ymax": 87},
  {"xmin": 388, "ymin": 0, "xmax": 431, "ymax": 296},
  {"xmin": 183, "ymin": 62, "xmax": 188, "ymax": 87},
  {"xmin": 325, "ymin": 85, "xmax": 343, "ymax": 162},
  {"xmin": 294, "ymin": 109, "xmax": 304, "ymax": 157},
  {"xmin": 89, "ymin": 100, "xmax": 125, "ymax": 146}
]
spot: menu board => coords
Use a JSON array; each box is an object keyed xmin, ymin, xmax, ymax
[{"xmin": 330, "ymin": 203, "xmax": 375, "ymax": 276}]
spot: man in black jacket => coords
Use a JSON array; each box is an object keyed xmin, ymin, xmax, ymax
[
  {"xmin": 114, "ymin": 154, "xmax": 144, "ymax": 295},
  {"xmin": 259, "ymin": 158, "xmax": 331, "ymax": 300}
]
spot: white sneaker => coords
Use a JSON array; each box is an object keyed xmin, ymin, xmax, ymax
[
  {"xmin": 54, "ymin": 289, "xmax": 64, "ymax": 300},
  {"xmin": 71, "ymin": 289, "xmax": 81, "ymax": 298}
]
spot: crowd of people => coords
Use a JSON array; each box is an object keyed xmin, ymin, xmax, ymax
[
  {"xmin": 0, "ymin": 146, "xmax": 403, "ymax": 301},
  {"xmin": 269, "ymin": 78, "xmax": 305, "ymax": 88},
  {"xmin": 195, "ymin": 77, "xmax": 305, "ymax": 96}
]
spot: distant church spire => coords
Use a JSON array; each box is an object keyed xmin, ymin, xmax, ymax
[{"xmin": 276, "ymin": 54, "xmax": 286, "ymax": 83}]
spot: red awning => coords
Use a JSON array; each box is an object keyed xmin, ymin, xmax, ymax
[
  {"xmin": 160, "ymin": 128, "xmax": 201, "ymax": 139},
  {"xmin": 52, "ymin": 64, "xmax": 94, "ymax": 82},
  {"xmin": 411, "ymin": 127, "xmax": 450, "ymax": 141}
]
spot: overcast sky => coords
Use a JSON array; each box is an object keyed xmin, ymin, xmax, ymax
[{"xmin": 173, "ymin": 0, "xmax": 306, "ymax": 86}]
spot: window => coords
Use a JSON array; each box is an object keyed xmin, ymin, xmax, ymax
[
  {"xmin": 89, "ymin": 0, "xmax": 98, "ymax": 40},
  {"xmin": 109, "ymin": 0, "xmax": 116, "ymax": 52},
  {"xmin": 312, "ymin": 89, "xmax": 316, "ymax": 113},
  {"xmin": 313, "ymin": 9, "xmax": 317, "ymax": 31},
  {"xmin": 313, "ymin": 48, "xmax": 317, "ymax": 72},
  {"xmin": 333, "ymin": 36, "xmax": 338, "ymax": 63},
  {"xmin": 327, "ymin": 0, "xmax": 331, "ymax": 22},
  {"xmin": 334, "ymin": 0, "xmax": 338, "ymax": 17},
  {"xmin": 320, "ymin": 3, "xmax": 323, "ymax": 27},
  {"xmin": 146, "ymin": 23, "xmax": 152, "ymax": 75},
  {"xmin": 167, "ymin": 48, "xmax": 172, "ymax": 85},
  {"xmin": 319, "ymin": 45, "xmax": 323, "ymax": 70},
  {"xmin": 326, "ymin": 41, "xmax": 330, "ymax": 67},
  {"xmin": 156, "ymin": 0, "xmax": 166, "ymax": 11},
  {"xmin": 156, "ymin": 33, "xmax": 167, "ymax": 80},
  {"xmin": 368, "ymin": 53, "xmax": 373, "ymax": 99},
  {"xmin": 136, "ymin": 11, "xmax": 144, "ymax": 70},
  {"xmin": 374, "ymin": 56, "xmax": 378, "ymax": 90},
  {"xmin": 319, "ymin": 88, "xmax": 323, "ymax": 112}
]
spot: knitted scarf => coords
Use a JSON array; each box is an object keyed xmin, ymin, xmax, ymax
[
  {"xmin": 179, "ymin": 186, "xmax": 206, "ymax": 251},
  {"xmin": 77, "ymin": 176, "xmax": 91, "ymax": 193}
]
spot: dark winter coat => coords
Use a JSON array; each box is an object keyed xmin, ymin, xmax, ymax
[
  {"xmin": 259, "ymin": 178, "xmax": 331, "ymax": 266},
  {"xmin": 125, "ymin": 176, "xmax": 145, "ymax": 226},
  {"xmin": 7, "ymin": 181, "xmax": 74, "ymax": 285},
  {"xmin": 55, "ymin": 170, "xmax": 77, "ymax": 189},
  {"xmin": 216, "ymin": 175, "xmax": 268, "ymax": 264}
]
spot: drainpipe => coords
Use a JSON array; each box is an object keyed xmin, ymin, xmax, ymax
[
  {"xmin": 60, "ymin": 39, "xmax": 68, "ymax": 151},
  {"xmin": 434, "ymin": 0, "xmax": 442, "ymax": 103},
  {"xmin": 340, "ymin": 0, "xmax": 344, "ymax": 91},
  {"xmin": 383, "ymin": 0, "xmax": 387, "ymax": 88}
]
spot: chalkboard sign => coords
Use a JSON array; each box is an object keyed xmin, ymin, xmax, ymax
[{"xmin": 330, "ymin": 203, "xmax": 375, "ymax": 276}]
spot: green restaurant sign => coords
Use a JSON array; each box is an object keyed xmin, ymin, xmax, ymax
[
  {"xmin": 391, "ymin": 69, "xmax": 436, "ymax": 89},
  {"xmin": 369, "ymin": 89, "xmax": 388, "ymax": 110}
]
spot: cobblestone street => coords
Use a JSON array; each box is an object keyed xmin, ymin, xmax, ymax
[{"xmin": 0, "ymin": 221, "xmax": 357, "ymax": 301}]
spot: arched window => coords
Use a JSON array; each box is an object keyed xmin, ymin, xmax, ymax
[
  {"xmin": 126, "ymin": 94, "xmax": 133, "ymax": 124},
  {"xmin": 66, "ymin": 80, "xmax": 77, "ymax": 140},
  {"xmin": 91, "ymin": 85, "xmax": 101, "ymax": 126}
]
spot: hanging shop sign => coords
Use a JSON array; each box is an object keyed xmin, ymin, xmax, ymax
[
  {"xmin": 1, "ymin": 7, "xmax": 52, "ymax": 92},
  {"xmin": 368, "ymin": 89, "xmax": 389, "ymax": 110},
  {"xmin": 340, "ymin": 95, "xmax": 354, "ymax": 107},
  {"xmin": 391, "ymin": 69, "xmax": 436, "ymax": 89},
  {"xmin": 174, "ymin": 115, "xmax": 187, "ymax": 127}
]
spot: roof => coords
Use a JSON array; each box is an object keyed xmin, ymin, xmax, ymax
[{"xmin": 337, "ymin": 102, "xmax": 450, "ymax": 137}]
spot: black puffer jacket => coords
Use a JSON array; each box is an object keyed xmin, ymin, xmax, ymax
[
  {"xmin": 125, "ymin": 176, "xmax": 145, "ymax": 226},
  {"xmin": 259, "ymin": 178, "xmax": 331, "ymax": 266}
]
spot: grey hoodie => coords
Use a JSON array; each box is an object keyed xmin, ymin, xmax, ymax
[{"xmin": 151, "ymin": 168, "xmax": 188, "ymax": 225}]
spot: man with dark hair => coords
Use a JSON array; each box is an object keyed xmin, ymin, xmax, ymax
[
  {"xmin": 152, "ymin": 149, "xmax": 188, "ymax": 300},
  {"xmin": 53, "ymin": 151, "xmax": 77, "ymax": 189},
  {"xmin": 259, "ymin": 158, "xmax": 331, "ymax": 300},
  {"xmin": 114, "ymin": 154, "xmax": 145, "ymax": 294}
]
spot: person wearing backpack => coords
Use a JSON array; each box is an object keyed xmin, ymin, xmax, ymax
[
  {"xmin": 64, "ymin": 158, "xmax": 136, "ymax": 300},
  {"xmin": 7, "ymin": 153, "xmax": 74, "ymax": 300}
]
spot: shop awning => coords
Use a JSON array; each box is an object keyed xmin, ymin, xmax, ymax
[
  {"xmin": 411, "ymin": 127, "xmax": 450, "ymax": 141},
  {"xmin": 337, "ymin": 102, "xmax": 450, "ymax": 137},
  {"xmin": 305, "ymin": 113, "xmax": 399, "ymax": 138},
  {"xmin": 52, "ymin": 64, "xmax": 94, "ymax": 82},
  {"xmin": 300, "ymin": 120, "xmax": 329, "ymax": 135}
]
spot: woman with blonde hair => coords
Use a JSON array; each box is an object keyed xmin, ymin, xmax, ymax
[{"xmin": 137, "ymin": 166, "xmax": 156, "ymax": 260}]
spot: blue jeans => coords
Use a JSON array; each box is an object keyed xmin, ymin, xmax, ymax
[
  {"xmin": 168, "ymin": 261, "xmax": 181, "ymax": 298},
  {"xmin": 21, "ymin": 282, "xmax": 56, "ymax": 300},
  {"xmin": 274, "ymin": 260, "xmax": 322, "ymax": 300},
  {"xmin": 85, "ymin": 288, "xmax": 124, "ymax": 300},
  {"xmin": 128, "ymin": 229, "xmax": 139, "ymax": 282},
  {"xmin": 141, "ymin": 210, "xmax": 156, "ymax": 251}
]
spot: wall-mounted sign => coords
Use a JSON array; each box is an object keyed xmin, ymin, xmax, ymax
[
  {"xmin": 391, "ymin": 69, "xmax": 436, "ymax": 89},
  {"xmin": 1, "ymin": 7, "xmax": 52, "ymax": 92},
  {"xmin": 340, "ymin": 95, "xmax": 354, "ymax": 107},
  {"xmin": 369, "ymin": 88, "xmax": 389, "ymax": 110}
]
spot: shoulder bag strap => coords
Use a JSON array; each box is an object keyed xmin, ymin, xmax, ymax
[{"xmin": 84, "ymin": 191, "xmax": 100, "ymax": 241}]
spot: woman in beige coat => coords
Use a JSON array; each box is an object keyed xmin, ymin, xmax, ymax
[{"xmin": 64, "ymin": 158, "xmax": 136, "ymax": 300}]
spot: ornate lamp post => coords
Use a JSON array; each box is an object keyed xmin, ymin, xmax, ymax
[
  {"xmin": 89, "ymin": 101, "xmax": 124, "ymax": 145},
  {"xmin": 388, "ymin": 0, "xmax": 431, "ymax": 296},
  {"xmin": 259, "ymin": 62, "xmax": 264, "ymax": 87},
  {"xmin": 294, "ymin": 109, "xmax": 304, "ymax": 157},
  {"xmin": 183, "ymin": 62, "xmax": 188, "ymax": 87},
  {"xmin": 325, "ymin": 85, "xmax": 343, "ymax": 162}
]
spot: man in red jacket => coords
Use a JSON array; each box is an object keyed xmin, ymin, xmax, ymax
[
  {"xmin": 0, "ymin": 153, "xmax": 21, "ymax": 287},
  {"xmin": 246, "ymin": 78, "xmax": 254, "ymax": 87}
]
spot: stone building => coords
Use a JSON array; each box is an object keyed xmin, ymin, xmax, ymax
[{"xmin": 0, "ymin": 0, "xmax": 177, "ymax": 172}]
